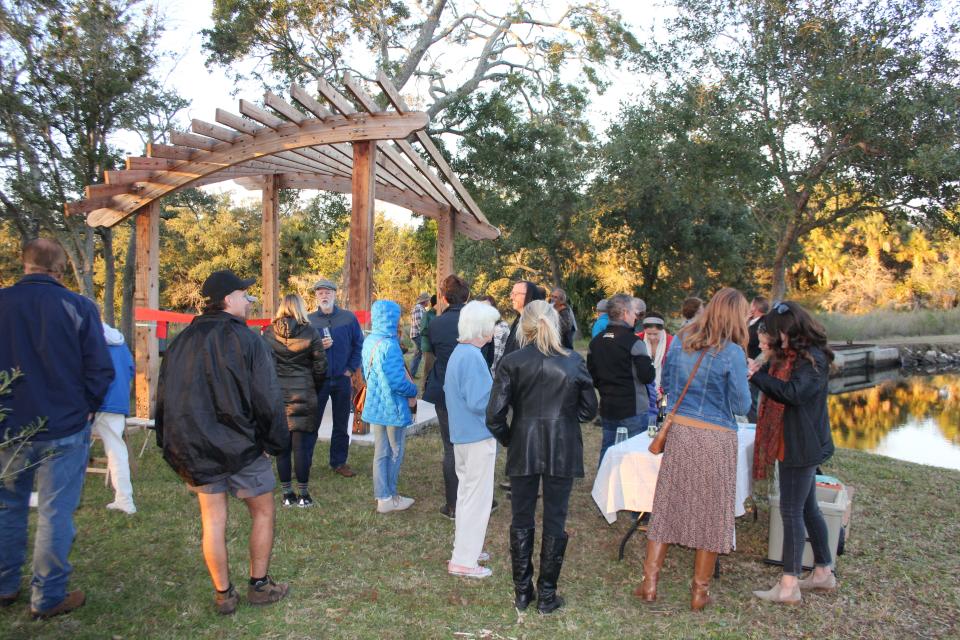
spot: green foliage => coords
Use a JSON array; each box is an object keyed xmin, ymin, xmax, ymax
[
  {"xmin": 0, "ymin": 368, "xmax": 49, "ymax": 482},
  {"xmin": 201, "ymin": 0, "xmax": 645, "ymax": 127},
  {"xmin": 654, "ymin": 0, "xmax": 960, "ymax": 299},
  {"xmin": 592, "ymin": 96, "xmax": 756, "ymax": 311},
  {"xmin": 0, "ymin": 0, "xmax": 185, "ymax": 295}
]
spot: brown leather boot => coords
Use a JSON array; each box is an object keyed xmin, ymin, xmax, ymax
[
  {"xmin": 634, "ymin": 540, "xmax": 669, "ymax": 602},
  {"xmin": 690, "ymin": 549, "xmax": 717, "ymax": 611}
]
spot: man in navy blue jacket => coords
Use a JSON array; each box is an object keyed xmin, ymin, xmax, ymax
[
  {"xmin": 422, "ymin": 274, "xmax": 471, "ymax": 518},
  {"xmin": 0, "ymin": 238, "xmax": 114, "ymax": 619},
  {"xmin": 308, "ymin": 279, "xmax": 364, "ymax": 477}
]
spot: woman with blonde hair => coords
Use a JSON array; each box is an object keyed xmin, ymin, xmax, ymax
[
  {"xmin": 487, "ymin": 300, "xmax": 597, "ymax": 614},
  {"xmin": 262, "ymin": 293, "xmax": 327, "ymax": 507},
  {"xmin": 635, "ymin": 287, "xmax": 751, "ymax": 611}
]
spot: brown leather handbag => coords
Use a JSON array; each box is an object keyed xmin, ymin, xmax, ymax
[
  {"xmin": 649, "ymin": 350, "xmax": 706, "ymax": 455},
  {"xmin": 351, "ymin": 339, "xmax": 385, "ymax": 435}
]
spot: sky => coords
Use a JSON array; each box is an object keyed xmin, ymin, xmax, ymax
[{"xmin": 127, "ymin": 0, "xmax": 671, "ymax": 222}]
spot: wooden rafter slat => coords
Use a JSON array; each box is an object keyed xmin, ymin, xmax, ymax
[
  {"xmin": 290, "ymin": 84, "xmax": 332, "ymax": 118},
  {"xmin": 376, "ymin": 70, "xmax": 495, "ymax": 232},
  {"xmin": 86, "ymin": 183, "xmax": 131, "ymax": 199},
  {"xmin": 192, "ymin": 119, "xmax": 241, "ymax": 143},
  {"xmin": 105, "ymin": 170, "xmax": 156, "ymax": 185},
  {"xmin": 215, "ymin": 108, "xmax": 261, "ymax": 136},
  {"xmin": 239, "ymin": 99, "xmax": 286, "ymax": 130},
  {"xmin": 84, "ymin": 111, "xmax": 429, "ymax": 228},
  {"xmin": 264, "ymin": 91, "xmax": 306, "ymax": 124},
  {"xmin": 321, "ymin": 76, "xmax": 432, "ymax": 198},
  {"xmin": 169, "ymin": 131, "xmax": 217, "ymax": 151},
  {"xmin": 343, "ymin": 73, "xmax": 449, "ymax": 202},
  {"xmin": 146, "ymin": 143, "xmax": 195, "ymax": 161}
]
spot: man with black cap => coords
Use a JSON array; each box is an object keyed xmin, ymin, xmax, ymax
[
  {"xmin": 307, "ymin": 278, "xmax": 364, "ymax": 478},
  {"xmin": 156, "ymin": 270, "xmax": 289, "ymax": 615}
]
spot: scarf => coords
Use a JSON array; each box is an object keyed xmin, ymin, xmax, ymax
[
  {"xmin": 753, "ymin": 350, "xmax": 796, "ymax": 480},
  {"xmin": 644, "ymin": 333, "xmax": 668, "ymax": 391}
]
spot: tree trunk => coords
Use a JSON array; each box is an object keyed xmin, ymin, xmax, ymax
[
  {"xmin": 120, "ymin": 218, "xmax": 136, "ymax": 346},
  {"xmin": 101, "ymin": 227, "xmax": 115, "ymax": 324},
  {"xmin": 548, "ymin": 252, "xmax": 563, "ymax": 290},
  {"xmin": 82, "ymin": 225, "xmax": 95, "ymax": 297},
  {"xmin": 770, "ymin": 222, "xmax": 799, "ymax": 302}
]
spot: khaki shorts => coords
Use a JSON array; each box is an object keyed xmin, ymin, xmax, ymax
[{"xmin": 188, "ymin": 454, "xmax": 276, "ymax": 499}]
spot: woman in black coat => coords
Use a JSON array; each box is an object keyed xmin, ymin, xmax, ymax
[
  {"xmin": 262, "ymin": 293, "xmax": 327, "ymax": 507},
  {"xmin": 487, "ymin": 300, "xmax": 597, "ymax": 614},
  {"xmin": 748, "ymin": 301, "xmax": 837, "ymax": 604}
]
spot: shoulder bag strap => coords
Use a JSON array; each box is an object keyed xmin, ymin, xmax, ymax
[{"xmin": 667, "ymin": 349, "xmax": 707, "ymax": 420}]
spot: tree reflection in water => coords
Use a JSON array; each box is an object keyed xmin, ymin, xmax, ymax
[{"xmin": 829, "ymin": 375, "xmax": 960, "ymax": 454}]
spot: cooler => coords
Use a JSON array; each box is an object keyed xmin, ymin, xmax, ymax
[{"xmin": 766, "ymin": 475, "xmax": 850, "ymax": 569}]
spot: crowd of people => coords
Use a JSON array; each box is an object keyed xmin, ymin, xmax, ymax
[{"xmin": 0, "ymin": 236, "xmax": 838, "ymax": 620}]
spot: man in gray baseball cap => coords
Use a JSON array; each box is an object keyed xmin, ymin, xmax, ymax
[{"xmin": 307, "ymin": 277, "xmax": 364, "ymax": 477}]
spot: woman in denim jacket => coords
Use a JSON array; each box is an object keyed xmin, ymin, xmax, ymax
[{"xmin": 636, "ymin": 288, "xmax": 752, "ymax": 611}]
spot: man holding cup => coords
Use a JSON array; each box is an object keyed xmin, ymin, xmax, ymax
[{"xmin": 308, "ymin": 279, "xmax": 365, "ymax": 478}]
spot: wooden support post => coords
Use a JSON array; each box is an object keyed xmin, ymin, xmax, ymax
[
  {"xmin": 262, "ymin": 174, "xmax": 280, "ymax": 319},
  {"xmin": 436, "ymin": 209, "xmax": 455, "ymax": 313},
  {"xmin": 134, "ymin": 201, "xmax": 160, "ymax": 418},
  {"xmin": 347, "ymin": 141, "xmax": 376, "ymax": 325}
]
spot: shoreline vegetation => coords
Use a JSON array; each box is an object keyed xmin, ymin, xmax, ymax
[{"xmin": 3, "ymin": 425, "xmax": 958, "ymax": 639}]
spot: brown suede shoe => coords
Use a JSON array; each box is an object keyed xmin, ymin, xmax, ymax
[
  {"xmin": 0, "ymin": 590, "xmax": 20, "ymax": 607},
  {"xmin": 247, "ymin": 576, "xmax": 290, "ymax": 605},
  {"xmin": 333, "ymin": 464, "xmax": 356, "ymax": 478},
  {"xmin": 31, "ymin": 590, "xmax": 85, "ymax": 620},
  {"xmin": 214, "ymin": 585, "xmax": 239, "ymax": 615}
]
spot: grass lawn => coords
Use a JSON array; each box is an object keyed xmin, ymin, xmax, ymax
[{"xmin": 3, "ymin": 427, "xmax": 959, "ymax": 640}]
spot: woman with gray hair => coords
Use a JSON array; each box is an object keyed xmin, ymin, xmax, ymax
[
  {"xmin": 444, "ymin": 301, "xmax": 503, "ymax": 578},
  {"xmin": 487, "ymin": 300, "xmax": 598, "ymax": 613}
]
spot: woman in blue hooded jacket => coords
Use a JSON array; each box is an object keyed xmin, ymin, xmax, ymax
[{"xmin": 362, "ymin": 300, "xmax": 419, "ymax": 514}]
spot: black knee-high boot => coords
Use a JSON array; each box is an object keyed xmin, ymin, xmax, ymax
[
  {"xmin": 509, "ymin": 527, "xmax": 536, "ymax": 610},
  {"xmin": 536, "ymin": 532, "xmax": 568, "ymax": 614}
]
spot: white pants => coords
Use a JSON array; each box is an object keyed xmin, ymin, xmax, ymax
[
  {"xmin": 450, "ymin": 438, "xmax": 496, "ymax": 567},
  {"xmin": 92, "ymin": 412, "xmax": 135, "ymax": 510}
]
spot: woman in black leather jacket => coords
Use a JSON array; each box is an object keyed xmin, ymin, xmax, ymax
[
  {"xmin": 487, "ymin": 300, "xmax": 597, "ymax": 614},
  {"xmin": 262, "ymin": 294, "xmax": 327, "ymax": 508}
]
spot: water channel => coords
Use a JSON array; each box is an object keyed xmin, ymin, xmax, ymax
[{"xmin": 829, "ymin": 372, "xmax": 960, "ymax": 471}]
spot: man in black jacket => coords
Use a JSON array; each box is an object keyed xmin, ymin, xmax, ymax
[
  {"xmin": 746, "ymin": 296, "xmax": 769, "ymax": 422},
  {"xmin": 587, "ymin": 293, "xmax": 657, "ymax": 465},
  {"xmin": 156, "ymin": 270, "xmax": 289, "ymax": 615},
  {"xmin": 422, "ymin": 274, "xmax": 470, "ymax": 518}
]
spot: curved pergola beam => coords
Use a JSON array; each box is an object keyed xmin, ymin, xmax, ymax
[{"xmin": 86, "ymin": 112, "xmax": 428, "ymax": 228}]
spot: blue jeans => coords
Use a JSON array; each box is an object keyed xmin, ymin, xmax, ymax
[
  {"xmin": 598, "ymin": 414, "xmax": 648, "ymax": 467},
  {"xmin": 779, "ymin": 464, "xmax": 833, "ymax": 575},
  {"xmin": 372, "ymin": 424, "xmax": 407, "ymax": 500},
  {"xmin": 409, "ymin": 338, "xmax": 424, "ymax": 377},
  {"xmin": 318, "ymin": 375, "xmax": 353, "ymax": 469},
  {"xmin": 0, "ymin": 424, "xmax": 91, "ymax": 611}
]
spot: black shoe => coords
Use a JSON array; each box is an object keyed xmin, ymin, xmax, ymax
[
  {"xmin": 490, "ymin": 499, "xmax": 499, "ymax": 513},
  {"xmin": 536, "ymin": 532, "xmax": 569, "ymax": 614},
  {"xmin": 297, "ymin": 492, "xmax": 314, "ymax": 508},
  {"xmin": 439, "ymin": 504, "xmax": 456, "ymax": 520},
  {"xmin": 510, "ymin": 527, "xmax": 537, "ymax": 611},
  {"xmin": 282, "ymin": 492, "xmax": 297, "ymax": 507}
]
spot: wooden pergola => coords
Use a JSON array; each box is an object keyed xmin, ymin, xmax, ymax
[{"xmin": 68, "ymin": 73, "xmax": 499, "ymax": 418}]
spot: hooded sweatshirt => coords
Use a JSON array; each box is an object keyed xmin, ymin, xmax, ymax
[
  {"xmin": 360, "ymin": 300, "xmax": 418, "ymax": 427},
  {"xmin": 99, "ymin": 323, "xmax": 135, "ymax": 416}
]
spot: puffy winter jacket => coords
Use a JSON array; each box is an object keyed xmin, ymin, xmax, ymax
[
  {"xmin": 99, "ymin": 323, "xmax": 135, "ymax": 416},
  {"xmin": 487, "ymin": 344, "xmax": 598, "ymax": 478},
  {"xmin": 361, "ymin": 301, "xmax": 418, "ymax": 427},
  {"xmin": 262, "ymin": 317, "xmax": 327, "ymax": 432},
  {"xmin": 155, "ymin": 312, "xmax": 288, "ymax": 485}
]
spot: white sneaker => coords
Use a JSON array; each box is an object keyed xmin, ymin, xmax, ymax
[
  {"xmin": 448, "ymin": 562, "xmax": 492, "ymax": 579},
  {"xmin": 392, "ymin": 495, "xmax": 415, "ymax": 511},
  {"xmin": 106, "ymin": 502, "xmax": 136, "ymax": 515},
  {"xmin": 376, "ymin": 498, "xmax": 396, "ymax": 514}
]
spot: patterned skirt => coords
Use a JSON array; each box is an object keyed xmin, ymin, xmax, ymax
[{"xmin": 647, "ymin": 422, "xmax": 738, "ymax": 554}]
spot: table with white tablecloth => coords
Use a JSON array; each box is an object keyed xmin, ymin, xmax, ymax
[{"xmin": 591, "ymin": 425, "xmax": 756, "ymax": 561}]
